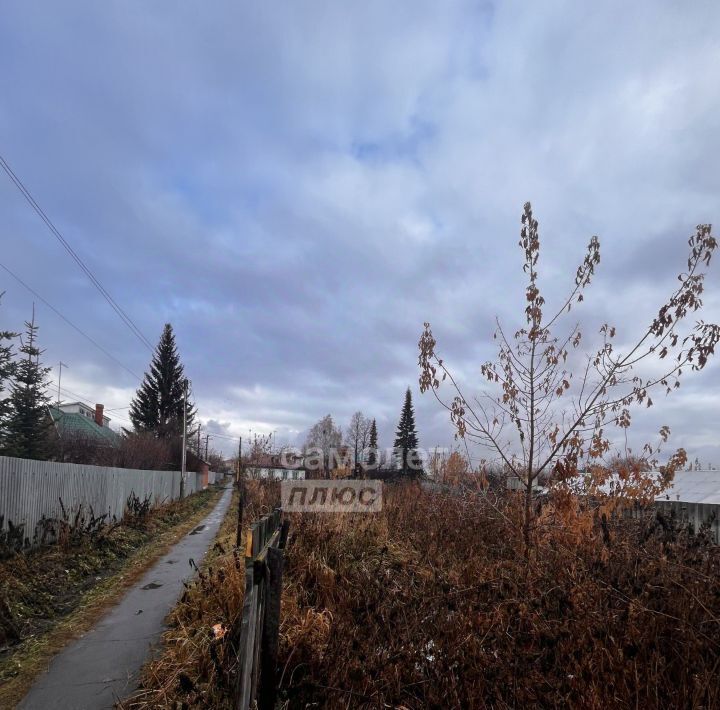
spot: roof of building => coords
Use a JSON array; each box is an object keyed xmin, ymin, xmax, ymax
[
  {"xmin": 49, "ymin": 406, "xmax": 121, "ymax": 445},
  {"xmin": 656, "ymin": 469, "xmax": 720, "ymax": 505},
  {"xmin": 185, "ymin": 449, "xmax": 210, "ymax": 467},
  {"xmin": 58, "ymin": 401, "xmax": 110, "ymax": 419}
]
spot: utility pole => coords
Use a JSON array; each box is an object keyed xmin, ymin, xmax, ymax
[
  {"xmin": 236, "ymin": 436, "xmax": 244, "ymax": 548},
  {"xmin": 196, "ymin": 426, "xmax": 201, "ymax": 457},
  {"xmin": 57, "ymin": 361, "xmax": 68, "ymax": 407},
  {"xmin": 204, "ymin": 433, "xmax": 211, "ymax": 460},
  {"xmin": 180, "ymin": 379, "xmax": 188, "ymax": 498}
]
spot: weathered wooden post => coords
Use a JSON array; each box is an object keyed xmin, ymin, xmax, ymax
[
  {"xmin": 235, "ymin": 564, "xmax": 256, "ymax": 710},
  {"xmin": 259, "ymin": 545, "xmax": 284, "ymax": 710},
  {"xmin": 233, "ymin": 509, "xmax": 287, "ymax": 710},
  {"xmin": 236, "ymin": 436, "xmax": 244, "ymax": 549}
]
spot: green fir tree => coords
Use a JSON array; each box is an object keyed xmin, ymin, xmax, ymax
[
  {"xmin": 129, "ymin": 324, "xmax": 195, "ymax": 438},
  {"xmin": 367, "ymin": 418, "xmax": 378, "ymax": 469},
  {"xmin": 0, "ymin": 293, "xmax": 18, "ymax": 451},
  {"xmin": 4, "ymin": 308, "xmax": 51, "ymax": 459},
  {"xmin": 393, "ymin": 388, "xmax": 420, "ymax": 476}
]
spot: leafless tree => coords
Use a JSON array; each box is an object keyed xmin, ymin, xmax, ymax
[
  {"xmin": 246, "ymin": 433, "xmax": 273, "ymax": 479},
  {"xmin": 345, "ymin": 411, "xmax": 371, "ymax": 475},
  {"xmin": 305, "ymin": 414, "xmax": 342, "ymax": 478},
  {"xmin": 419, "ymin": 202, "xmax": 719, "ymax": 547}
]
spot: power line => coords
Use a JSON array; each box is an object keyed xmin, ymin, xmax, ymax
[
  {"xmin": 0, "ymin": 261, "xmax": 141, "ymax": 380},
  {"xmin": 52, "ymin": 382, "xmax": 120, "ymax": 411},
  {"xmin": 51, "ymin": 382, "xmax": 133, "ymax": 428},
  {"xmin": 107, "ymin": 412, "xmax": 133, "ymax": 427},
  {"xmin": 6, "ymin": 373, "xmax": 132, "ymax": 430},
  {"xmin": 207, "ymin": 431, "xmax": 242, "ymax": 441},
  {"xmin": 55, "ymin": 383, "xmax": 101, "ymax": 407},
  {"xmin": 0, "ymin": 153, "xmax": 154, "ymax": 351}
]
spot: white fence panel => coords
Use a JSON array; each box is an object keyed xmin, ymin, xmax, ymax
[
  {"xmin": 627, "ymin": 500, "xmax": 720, "ymax": 544},
  {"xmin": 655, "ymin": 500, "xmax": 720, "ymax": 544}
]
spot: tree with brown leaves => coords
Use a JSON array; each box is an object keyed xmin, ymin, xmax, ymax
[{"xmin": 419, "ymin": 202, "xmax": 719, "ymax": 547}]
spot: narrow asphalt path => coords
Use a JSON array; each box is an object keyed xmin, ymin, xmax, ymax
[{"xmin": 19, "ymin": 485, "xmax": 233, "ymax": 710}]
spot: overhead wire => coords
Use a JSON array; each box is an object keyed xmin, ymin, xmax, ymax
[
  {"xmin": 51, "ymin": 383, "xmax": 128, "ymax": 418},
  {"xmin": 0, "ymin": 153, "xmax": 153, "ymax": 350},
  {"xmin": 0, "ymin": 261, "xmax": 142, "ymax": 381},
  {"xmin": 206, "ymin": 431, "xmax": 242, "ymax": 441}
]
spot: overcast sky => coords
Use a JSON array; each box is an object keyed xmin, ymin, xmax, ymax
[{"xmin": 1, "ymin": 1, "xmax": 718, "ymax": 463}]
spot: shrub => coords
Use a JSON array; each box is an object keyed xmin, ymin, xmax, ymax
[{"xmin": 279, "ymin": 483, "xmax": 720, "ymax": 708}]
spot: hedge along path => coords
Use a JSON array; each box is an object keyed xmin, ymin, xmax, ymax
[{"xmin": 17, "ymin": 485, "xmax": 233, "ymax": 710}]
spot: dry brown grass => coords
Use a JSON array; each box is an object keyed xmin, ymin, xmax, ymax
[
  {"xmin": 118, "ymin": 481, "xmax": 720, "ymax": 709},
  {"xmin": 278, "ymin": 483, "xmax": 720, "ymax": 709},
  {"xmin": 121, "ymin": 480, "xmax": 279, "ymax": 709},
  {"xmin": 0, "ymin": 486, "xmax": 222, "ymax": 708}
]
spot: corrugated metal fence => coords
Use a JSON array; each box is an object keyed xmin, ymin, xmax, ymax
[{"xmin": 0, "ymin": 455, "xmax": 208, "ymax": 547}]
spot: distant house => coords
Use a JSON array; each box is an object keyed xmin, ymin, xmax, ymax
[
  {"xmin": 506, "ymin": 473, "xmax": 548, "ymax": 493},
  {"xmin": 49, "ymin": 402, "xmax": 121, "ymax": 446},
  {"xmin": 251, "ymin": 467, "xmax": 306, "ymax": 481},
  {"xmin": 186, "ymin": 449, "xmax": 212, "ymax": 487},
  {"xmin": 246, "ymin": 453, "xmax": 306, "ymax": 480}
]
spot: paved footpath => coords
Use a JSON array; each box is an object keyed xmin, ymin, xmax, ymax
[{"xmin": 19, "ymin": 486, "xmax": 233, "ymax": 710}]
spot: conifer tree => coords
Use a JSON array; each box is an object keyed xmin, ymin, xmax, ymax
[
  {"xmin": 129, "ymin": 324, "xmax": 195, "ymax": 438},
  {"xmin": 4, "ymin": 308, "xmax": 51, "ymax": 459},
  {"xmin": 366, "ymin": 418, "xmax": 378, "ymax": 469},
  {"xmin": 393, "ymin": 388, "xmax": 420, "ymax": 476},
  {"xmin": 0, "ymin": 293, "xmax": 18, "ymax": 451}
]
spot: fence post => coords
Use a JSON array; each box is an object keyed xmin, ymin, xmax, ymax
[
  {"xmin": 233, "ymin": 508, "xmax": 287, "ymax": 710},
  {"xmin": 250, "ymin": 562, "xmax": 265, "ymax": 702},
  {"xmin": 279, "ymin": 519, "xmax": 290, "ymax": 550},
  {"xmin": 236, "ymin": 437, "xmax": 244, "ymax": 548},
  {"xmin": 236, "ymin": 481, "xmax": 244, "ymax": 549},
  {"xmin": 259, "ymin": 545, "xmax": 284, "ymax": 710},
  {"xmin": 234, "ymin": 563, "xmax": 258, "ymax": 710}
]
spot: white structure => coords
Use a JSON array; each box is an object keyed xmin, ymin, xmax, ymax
[
  {"xmin": 248, "ymin": 467, "xmax": 305, "ymax": 481},
  {"xmin": 58, "ymin": 401, "xmax": 111, "ymax": 427},
  {"xmin": 654, "ymin": 469, "xmax": 720, "ymax": 543},
  {"xmin": 657, "ymin": 469, "xmax": 720, "ymax": 505}
]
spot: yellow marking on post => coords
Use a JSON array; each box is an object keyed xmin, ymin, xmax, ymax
[{"xmin": 245, "ymin": 530, "xmax": 253, "ymax": 558}]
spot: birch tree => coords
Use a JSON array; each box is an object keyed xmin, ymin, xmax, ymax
[{"xmin": 345, "ymin": 411, "xmax": 371, "ymax": 475}]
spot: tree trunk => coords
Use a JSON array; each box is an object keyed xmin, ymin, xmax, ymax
[{"xmin": 523, "ymin": 476, "xmax": 533, "ymax": 553}]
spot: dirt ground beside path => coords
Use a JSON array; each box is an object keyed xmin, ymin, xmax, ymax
[{"xmin": 0, "ymin": 485, "xmax": 223, "ymax": 708}]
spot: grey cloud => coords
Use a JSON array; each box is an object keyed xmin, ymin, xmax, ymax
[{"xmin": 1, "ymin": 0, "xmax": 718, "ymax": 462}]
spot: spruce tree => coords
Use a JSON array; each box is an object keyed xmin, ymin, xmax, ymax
[
  {"xmin": 0, "ymin": 294, "xmax": 18, "ymax": 451},
  {"xmin": 129, "ymin": 324, "xmax": 195, "ymax": 438},
  {"xmin": 393, "ymin": 388, "xmax": 420, "ymax": 476},
  {"xmin": 4, "ymin": 308, "xmax": 51, "ymax": 459},
  {"xmin": 366, "ymin": 418, "xmax": 378, "ymax": 469}
]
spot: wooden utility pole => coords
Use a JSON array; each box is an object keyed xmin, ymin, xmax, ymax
[
  {"xmin": 236, "ymin": 436, "xmax": 244, "ymax": 548},
  {"xmin": 180, "ymin": 379, "xmax": 188, "ymax": 498},
  {"xmin": 204, "ymin": 433, "xmax": 211, "ymax": 460}
]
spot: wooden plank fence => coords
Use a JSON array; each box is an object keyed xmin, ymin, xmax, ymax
[{"xmin": 234, "ymin": 507, "xmax": 289, "ymax": 710}]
